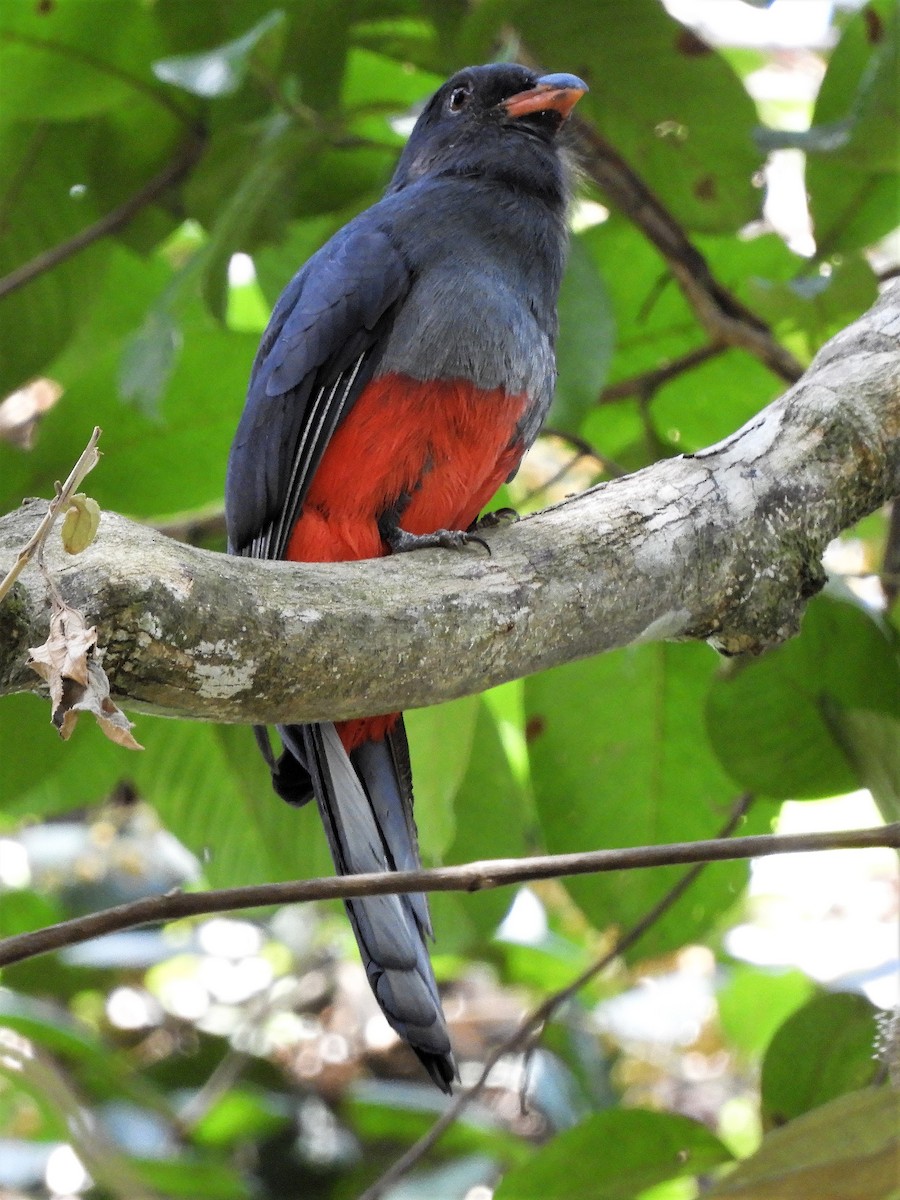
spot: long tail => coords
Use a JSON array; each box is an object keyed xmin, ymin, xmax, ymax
[{"xmin": 275, "ymin": 720, "xmax": 456, "ymax": 1091}]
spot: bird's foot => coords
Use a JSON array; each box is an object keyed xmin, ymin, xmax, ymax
[
  {"xmin": 382, "ymin": 523, "xmax": 491, "ymax": 556},
  {"xmin": 470, "ymin": 506, "xmax": 519, "ymax": 532}
]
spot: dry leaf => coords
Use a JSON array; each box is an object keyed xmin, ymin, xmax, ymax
[
  {"xmin": 60, "ymin": 657, "xmax": 144, "ymax": 749},
  {"xmin": 61, "ymin": 493, "xmax": 101, "ymax": 554},
  {"xmin": 0, "ymin": 377, "xmax": 63, "ymax": 449},
  {"xmin": 28, "ymin": 601, "xmax": 95, "ymax": 691},
  {"xmin": 28, "ymin": 600, "xmax": 142, "ymax": 750}
]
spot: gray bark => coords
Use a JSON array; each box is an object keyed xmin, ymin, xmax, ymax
[{"xmin": 1, "ymin": 283, "xmax": 898, "ymax": 725}]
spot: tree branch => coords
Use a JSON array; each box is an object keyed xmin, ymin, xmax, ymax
[
  {"xmin": 1, "ymin": 285, "xmax": 897, "ymax": 723},
  {"xmin": 0, "ymin": 823, "xmax": 896, "ymax": 969}
]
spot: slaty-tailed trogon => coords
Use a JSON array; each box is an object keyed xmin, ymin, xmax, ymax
[{"xmin": 225, "ymin": 63, "xmax": 586, "ymax": 1091}]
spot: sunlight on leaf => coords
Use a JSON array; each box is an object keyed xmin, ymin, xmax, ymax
[{"xmin": 152, "ymin": 11, "xmax": 287, "ymax": 98}]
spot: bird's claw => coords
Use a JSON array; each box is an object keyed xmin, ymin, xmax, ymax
[
  {"xmin": 471, "ymin": 506, "xmax": 519, "ymax": 532},
  {"xmin": 385, "ymin": 525, "xmax": 492, "ymax": 556}
]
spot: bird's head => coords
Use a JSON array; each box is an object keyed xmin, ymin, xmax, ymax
[{"xmin": 389, "ymin": 62, "xmax": 587, "ymax": 201}]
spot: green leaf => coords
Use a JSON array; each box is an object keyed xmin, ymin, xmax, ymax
[
  {"xmin": 550, "ymin": 233, "xmax": 616, "ymax": 431},
  {"xmin": 808, "ymin": 0, "xmax": 899, "ymax": 172},
  {"xmin": 813, "ymin": 171, "xmax": 898, "ymax": 257},
  {"xmin": 806, "ymin": 1, "xmax": 900, "ymax": 253},
  {"xmin": 406, "ymin": 695, "xmax": 479, "ymax": 857},
  {"xmin": 152, "ymin": 11, "xmax": 287, "ymax": 98},
  {"xmin": 347, "ymin": 1080, "xmax": 530, "ymax": 1165},
  {"xmin": 288, "ymin": 0, "xmax": 353, "ymax": 112},
  {"xmin": 0, "ymin": 123, "xmax": 111, "ymax": 393},
  {"xmin": 190, "ymin": 1087, "xmax": 289, "ymax": 1148},
  {"xmin": 649, "ymin": 346, "xmax": 780, "ymax": 452},
  {"xmin": 118, "ymin": 308, "xmax": 183, "ymax": 414},
  {"xmin": 756, "ymin": 0, "xmax": 898, "ymax": 176},
  {"xmin": 717, "ymin": 966, "xmax": 815, "ymax": 1060},
  {"xmin": 744, "ymin": 254, "xmax": 878, "ymax": 365},
  {"xmin": 0, "ymin": 889, "xmax": 63, "ymax": 937},
  {"xmin": 819, "ymin": 707, "xmax": 900, "ymax": 824},
  {"xmin": 494, "ymin": 1108, "xmax": 732, "ymax": 1200},
  {"xmin": 525, "ymin": 643, "xmax": 769, "ymax": 957},
  {"xmin": 0, "ymin": 694, "xmax": 329, "ymax": 890},
  {"xmin": 0, "ymin": 1025, "xmax": 171, "ymax": 1198},
  {"xmin": 498, "ymin": 936, "xmax": 592, "ymax": 996},
  {"xmin": 87, "ymin": 108, "xmax": 188, "ymax": 255},
  {"xmin": 707, "ymin": 593, "xmax": 900, "ymax": 800},
  {"xmin": 761, "ymin": 993, "xmax": 880, "ymax": 1125},
  {"xmin": 0, "ymin": 693, "xmax": 124, "ymax": 828},
  {"xmin": 349, "ymin": 1081, "xmax": 450, "ymax": 1139},
  {"xmin": 0, "ymin": 990, "xmax": 170, "ymax": 1113},
  {"xmin": 131, "ymin": 721, "xmax": 331, "ymax": 889},
  {"xmin": 582, "ymin": 217, "xmax": 700, "ymax": 390},
  {"xmin": 0, "ymin": 1, "xmax": 167, "ymax": 124},
  {"xmin": 706, "ymin": 1087, "xmax": 899, "ymax": 1199},
  {"xmin": 580, "ymin": 225, "xmax": 809, "ymax": 462},
  {"xmin": 0, "ymin": 246, "xmax": 259, "ymax": 522},
  {"xmin": 135, "ymin": 1156, "xmax": 248, "ymax": 1199},
  {"xmin": 350, "ymin": 17, "xmax": 442, "ymax": 75},
  {"xmin": 341, "ymin": 46, "xmax": 443, "ymax": 111},
  {"xmin": 428, "ymin": 701, "xmax": 529, "ymax": 952}
]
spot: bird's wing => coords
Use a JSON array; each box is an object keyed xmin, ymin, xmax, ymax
[{"xmin": 225, "ymin": 219, "xmax": 412, "ymax": 559}]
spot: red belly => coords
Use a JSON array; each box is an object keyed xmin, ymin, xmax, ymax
[{"xmin": 286, "ymin": 372, "xmax": 527, "ymax": 749}]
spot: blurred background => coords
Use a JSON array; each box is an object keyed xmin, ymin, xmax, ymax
[{"xmin": 0, "ymin": 0, "xmax": 897, "ymax": 1197}]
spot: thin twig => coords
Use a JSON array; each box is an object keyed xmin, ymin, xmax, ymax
[
  {"xmin": 153, "ymin": 508, "xmax": 227, "ymax": 546},
  {"xmin": 0, "ymin": 823, "xmax": 896, "ymax": 970},
  {"xmin": 358, "ymin": 794, "xmax": 754, "ymax": 1200},
  {"xmin": 0, "ymin": 135, "xmax": 205, "ymax": 301},
  {"xmin": 541, "ymin": 426, "xmax": 627, "ymax": 478},
  {"xmin": 600, "ymin": 343, "xmax": 729, "ymax": 403},
  {"xmin": 0, "ymin": 426, "xmax": 102, "ymax": 604},
  {"xmin": 176, "ymin": 1045, "xmax": 250, "ymax": 1132},
  {"xmin": 881, "ymin": 498, "xmax": 900, "ymax": 609},
  {"xmin": 520, "ymin": 427, "xmax": 623, "ymax": 509}
]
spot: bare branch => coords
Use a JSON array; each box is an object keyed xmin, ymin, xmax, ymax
[
  {"xmin": 1, "ymin": 284, "xmax": 897, "ymax": 722},
  {"xmin": 0, "ymin": 822, "xmax": 896, "ymax": 970}
]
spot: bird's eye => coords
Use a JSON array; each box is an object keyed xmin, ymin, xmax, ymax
[{"xmin": 447, "ymin": 86, "xmax": 471, "ymax": 112}]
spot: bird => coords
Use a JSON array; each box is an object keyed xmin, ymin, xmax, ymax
[{"xmin": 225, "ymin": 62, "xmax": 586, "ymax": 1091}]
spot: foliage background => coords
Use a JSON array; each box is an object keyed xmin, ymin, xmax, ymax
[{"xmin": 0, "ymin": 1, "xmax": 897, "ymax": 1197}]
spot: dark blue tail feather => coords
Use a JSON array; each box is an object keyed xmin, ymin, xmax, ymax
[{"xmin": 274, "ymin": 720, "xmax": 456, "ymax": 1091}]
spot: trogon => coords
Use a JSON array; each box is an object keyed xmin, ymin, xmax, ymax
[{"xmin": 225, "ymin": 62, "xmax": 586, "ymax": 1091}]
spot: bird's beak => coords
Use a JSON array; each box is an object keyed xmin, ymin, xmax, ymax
[{"xmin": 501, "ymin": 72, "xmax": 588, "ymax": 122}]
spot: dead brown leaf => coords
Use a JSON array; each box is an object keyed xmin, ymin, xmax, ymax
[
  {"xmin": 28, "ymin": 600, "xmax": 142, "ymax": 750},
  {"xmin": 0, "ymin": 378, "xmax": 63, "ymax": 449}
]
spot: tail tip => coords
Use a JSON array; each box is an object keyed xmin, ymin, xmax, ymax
[{"xmin": 419, "ymin": 1049, "xmax": 458, "ymax": 1094}]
